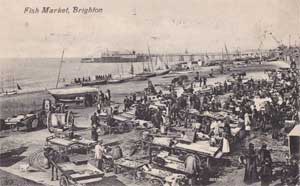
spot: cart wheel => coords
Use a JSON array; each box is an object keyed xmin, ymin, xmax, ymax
[
  {"xmin": 66, "ymin": 111, "xmax": 74, "ymax": 127},
  {"xmin": 98, "ymin": 126, "xmax": 106, "ymax": 136},
  {"xmin": 149, "ymin": 178, "xmax": 164, "ymax": 186},
  {"xmin": 59, "ymin": 176, "xmax": 69, "ymax": 186},
  {"xmin": 46, "ymin": 112, "xmax": 54, "ymax": 133}
]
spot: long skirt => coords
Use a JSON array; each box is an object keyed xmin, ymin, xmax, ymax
[
  {"xmin": 222, "ymin": 138, "xmax": 230, "ymax": 153},
  {"xmin": 244, "ymin": 162, "xmax": 259, "ymax": 184}
]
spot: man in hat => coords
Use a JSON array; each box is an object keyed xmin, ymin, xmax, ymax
[
  {"xmin": 91, "ymin": 112, "xmax": 99, "ymax": 127},
  {"xmin": 94, "ymin": 140, "xmax": 105, "ymax": 171}
]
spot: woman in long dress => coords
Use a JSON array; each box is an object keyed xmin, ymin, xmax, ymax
[
  {"xmin": 244, "ymin": 143, "xmax": 259, "ymax": 184},
  {"xmin": 222, "ymin": 134, "xmax": 230, "ymax": 154}
]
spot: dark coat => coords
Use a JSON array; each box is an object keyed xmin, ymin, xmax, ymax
[
  {"xmin": 260, "ymin": 159, "xmax": 272, "ymax": 185},
  {"xmin": 244, "ymin": 149, "xmax": 259, "ymax": 184}
]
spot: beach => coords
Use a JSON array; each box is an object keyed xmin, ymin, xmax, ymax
[{"xmin": 0, "ymin": 60, "xmax": 293, "ymax": 186}]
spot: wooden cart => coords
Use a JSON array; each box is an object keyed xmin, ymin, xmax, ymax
[
  {"xmin": 46, "ymin": 110, "xmax": 74, "ymax": 133},
  {"xmin": 46, "ymin": 136, "xmax": 96, "ymax": 154},
  {"xmin": 97, "ymin": 115, "xmax": 135, "ymax": 136},
  {"xmin": 56, "ymin": 162, "xmax": 104, "ymax": 186},
  {"xmin": 114, "ymin": 158, "xmax": 148, "ymax": 180},
  {"xmin": 4, "ymin": 113, "xmax": 39, "ymax": 131},
  {"xmin": 143, "ymin": 167, "xmax": 188, "ymax": 186}
]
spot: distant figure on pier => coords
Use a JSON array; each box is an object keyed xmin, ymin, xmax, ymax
[
  {"xmin": 203, "ymin": 77, "xmax": 207, "ymax": 86},
  {"xmin": 290, "ymin": 57, "xmax": 297, "ymax": 69}
]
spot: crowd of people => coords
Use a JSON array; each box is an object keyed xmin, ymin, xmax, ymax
[
  {"xmin": 90, "ymin": 89, "xmax": 113, "ymax": 141},
  {"xmin": 135, "ymin": 67, "xmax": 299, "ymax": 185},
  {"xmin": 73, "ymin": 76, "xmax": 91, "ymax": 83},
  {"xmin": 88, "ymin": 63, "xmax": 299, "ymax": 185},
  {"xmin": 95, "ymin": 74, "xmax": 112, "ymax": 81},
  {"xmin": 73, "ymin": 74, "xmax": 113, "ymax": 84}
]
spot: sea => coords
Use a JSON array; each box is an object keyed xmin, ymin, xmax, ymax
[
  {"xmin": 1, "ymin": 57, "xmax": 291, "ymax": 95},
  {"xmin": 0, "ymin": 57, "xmax": 168, "ymax": 93}
]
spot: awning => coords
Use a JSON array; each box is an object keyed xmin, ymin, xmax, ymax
[{"xmin": 288, "ymin": 125, "xmax": 300, "ymax": 137}]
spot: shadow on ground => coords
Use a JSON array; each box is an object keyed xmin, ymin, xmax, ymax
[
  {"xmin": 98, "ymin": 175, "xmax": 126, "ymax": 186},
  {"xmin": 0, "ymin": 146, "xmax": 28, "ymax": 167},
  {"xmin": 0, "ymin": 169, "xmax": 43, "ymax": 186}
]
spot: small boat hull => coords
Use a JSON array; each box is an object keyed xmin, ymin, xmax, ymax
[
  {"xmin": 171, "ymin": 70, "xmax": 193, "ymax": 74},
  {"xmin": 81, "ymin": 80, "xmax": 107, "ymax": 86},
  {"xmin": 155, "ymin": 69, "xmax": 170, "ymax": 76},
  {"xmin": 0, "ymin": 90, "xmax": 17, "ymax": 97},
  {"xmin": 130, "ymin": 76, "xmax": 148, "ymax": 81},
  {"xmin": 136, "ymin": 72, "xmax": 156, "ymax": 78},
  {"xmin": 64, "ymin": 82, "xmax": 81, "ymax": 87},
  {"xmin": 107, "ymin": 79, "xmax": 124, "ymax": 84},
  {"xmin": 48, "ymin": 87, "xmax": 98, "ymax": 100}
]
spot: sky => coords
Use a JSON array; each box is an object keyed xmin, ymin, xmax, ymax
[{"xmin": 0, "ymin": 0, "xmax": 299, "ymax": 58}]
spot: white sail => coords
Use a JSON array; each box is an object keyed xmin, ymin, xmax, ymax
[{"xmin": 155, "ymin": 56, "xmax": 164, "ymax": 70}]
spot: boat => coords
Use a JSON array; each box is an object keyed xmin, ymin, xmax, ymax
[
  {"xmin": 130, "ymin": 75, "xmax": 148, "ymax": 81},
  {"xmin": 0, "ymin": 72, "xmax": 21, "ymax": 96},
  {"xmin": 48, "ymin": 87, "xmax": 98, "ymax": 100},
  {"xmin": 107, "ymin": 75, "xmax": 134, "ymax": 84},
  {"xmin": 171, "ymin": 70, "xmax": 194, "ymax": 74},
  {"xmin": 101, "ymin": 51, "xmax": 149, "ymax": 63},
  {"xmin": 106, "ymin": 64, "xmax": 134, "ymax": 84},
  {"xmin": 135, "ymin": 72, "xmax": 156, "ymax": 78},
  {"xmin": 81, "ymin": 79, "xmax": 107, "ymax": 86},
  {"xmin": 0, "ymin": 90, "xmax": 17, "ymax": 97},
  {"xmin": 80, "ymin": 50, "xmax": 149, "ymax": 63},
  {"xmin": 154, "ymin": 56, "xmax": 170, "ymax": 76},
  {"xmin": 169, "ymin": 62, "xmax": 194, "ymax": 74},
  {"xmin": 124, "ymin": 63, "xmax": 147, "ymax": 81},
  {"xmin": 134, "ymin": 45, "xmax": 157, "ymax": 78},
  {"xmin": 155, "ymin": 69, "xmax": 171, "ymax": 76},
  {"xmin": 107, "ymin": 79, "xmax": 124, "ymax": 84},
  {"xmin": 80, "ymin": 58, "xmax": 94, "ymax": 63},
  {"xmin": 64, "ymin": 82, "xmax": 81, "ymax": 87}
]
